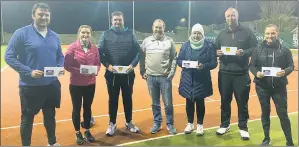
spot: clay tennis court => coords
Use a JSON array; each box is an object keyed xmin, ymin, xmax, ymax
[{"xmin": 1, "ymin": 45, "xmax": 298, "ymax": 146}]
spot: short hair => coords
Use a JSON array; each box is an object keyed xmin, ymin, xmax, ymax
[
  {"xmin": 77, "ymin": 25, "xmax": 92, "ymax": 39},
  {"xmin": 225, "ymin": 7, "xmax": 239, "ymax": 16},
  {"xmin": 32, "ymin": 3, "xmax": 51, "ymax": 15},
  {"xmin": 265, "ymin": 24, "xmax": 279, "ymax": 32},
  {"xmin": 111, "ymin": 11, "xmax": 124, "ymax": 19},
  {"xmin": 153, "ymin": 19, "xmax": 165, "ymax": 28}
]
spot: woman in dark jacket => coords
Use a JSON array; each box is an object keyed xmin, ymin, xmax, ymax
[
  {"xmin": 249, "ymin": 24, "xmax": 294, "ymax": 146},
  {"xmin": 177, "ymin": 23, "xmax": 217, "ymax": 136}
]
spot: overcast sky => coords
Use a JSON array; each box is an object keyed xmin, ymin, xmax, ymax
[{"xmin": 0, "ymin": 1, "xmax": 279, "ymax": 34}]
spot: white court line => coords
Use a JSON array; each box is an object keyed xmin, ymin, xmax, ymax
[
  {"xmin": 1, "ymin": 65, "xmax": 8, "ymax": 72},
  {"xmin": 0, "ymin": 98, "xmax": 219, "ymax": 130},
  {"xmin": 2, "ymin": 89, "xmax": 297, "ymax": 130},
  {"xmin": 116, "ymin": 111, "xmax": 298, "ymax": 146}
]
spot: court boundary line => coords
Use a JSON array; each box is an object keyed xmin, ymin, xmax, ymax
[
  {"xmin": 1, "ymin": 89, "xmax": 297, "ymax": 130},
  {"xmin": 1, "ymin": 65, "xmax": 8, "ymax": 72},
  {"xmin": 116, "ymin": 111, "xmax": 298, "ymax": 146}
]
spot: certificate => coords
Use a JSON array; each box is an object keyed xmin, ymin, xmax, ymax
[
  {"xmin": 80, "ymin": 65, "xmax": 98, "ymax": 74},
  {"xmin": 221, "ymin": 46, "xmax": 237, "ymax": 55},
  {"xmin": 44, "ymin": 67, "xmax": 64, "ymax": 77},
  {"xmin": 182, "ymin": 60, "xmax": 198, "ymax": 68},
  {"xmin": 113, "ymin": 66, "xmax": 129, "ymax": 74},
  {"xmin": 262, "ymin": 67, "xmax": 281, "ymax": 77}
]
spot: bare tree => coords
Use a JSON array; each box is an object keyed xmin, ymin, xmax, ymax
[{"xmin": 259, "ymin": 1, "xmax": 297, "ymax": 19}]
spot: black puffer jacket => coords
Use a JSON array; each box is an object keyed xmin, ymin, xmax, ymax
[{"xmin": 249, "ymin": 40, "xmax": 294, "ymax": 88}]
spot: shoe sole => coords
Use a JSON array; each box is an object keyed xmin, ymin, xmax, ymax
[
  {"xmin": 241, "ymin": 136, "xmax": 250, "ymax": 140},
  {"xmin": 196, "ymin": 132, "xmax": 204, "ymax": 136},
  {"xmin": 106, "ymin": 126, "xmax": 117, "ymax": 137},
  {"xmin": 184, "ymin": 129, "xmax": 194, "ymax": 134},
  {"xmin": 216, "ymin": 127, "xmax": 230, "ymax": 136},
  {"xmin": 150, "ymin": 128, "xmax": 161, "ymax": 134},
  {"xmin": 125, "ymin": 125, "xmax": 140, "ymax": 133}
]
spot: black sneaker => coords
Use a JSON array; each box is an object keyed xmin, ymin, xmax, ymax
[
  {"xmin": 84, "ymin": 130, "xmax": 95, "ymax": 142},
  {"xmin": 260, "ymin": 138, "xmax": 271, "ymax": 146},
  {"xmin": 76, "ymin": 132, "xmax": 84, "ymax": 145}
]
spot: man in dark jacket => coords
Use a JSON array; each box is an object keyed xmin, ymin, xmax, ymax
[
  {"xmin": 249, "ymin": 24, "xmax": 294, "ymax": 146},
  {"xmin": 214, "ymin": 7, "xmax": 258, "ymax": 140},
  {"xmin": 98, "ymin": 11, "xmax": 140, "ymax": 136}
]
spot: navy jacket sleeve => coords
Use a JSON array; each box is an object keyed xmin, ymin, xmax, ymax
[
  {"xmin": 4, "ymin": 29, "xmax": 32, "ymax": 76},
  {"xmin": 203, "ymin": 42, "xmax": 218, "ymax": 70},
  {"xmin": 98, "ymin": 32, "xmax": 109, "ymax": 67},
  {"xmin": 130, "ymin": 34, "xmax": 140, "ymax": 67},
  {"xmin": 56, "ymin": 38, "xmax": 64, "ymax": 67},
  {"xmin": 177, "ymin": 42, "xmax": 187, "ymax": 68}
]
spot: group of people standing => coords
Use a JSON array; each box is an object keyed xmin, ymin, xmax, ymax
[{"xmin": 4, "ymin": 3, "xmax": 295, "ymax": 146}]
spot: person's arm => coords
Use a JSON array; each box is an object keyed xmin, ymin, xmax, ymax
[
  {"xmin": 243, "ymin": 30, "xmax": 258, "ymax": 57},
  {"xmin": 130, "ymin": 34, "xmax": 140, "ymax": 67},
  {"xmin": 63, "ymin": 44, "xmax": 81, "ymax": 75},
  {"xmin": 283, "ymin": 47, "xmax": 294, "ymax": 77},
  {"xmin": 4, "ymin": 29, "xmax": 32, "ymax": 76},
  {"xmin": 203, "ymin": 42, "xmax": 218, "ymax": 70},
  {"xmin": 139, "ymin": 39, "xmax": 146, "ymax": 76},
  {"xmin": 167, "ymin": 39, "xmax": 177, "ymax": 79},
  {"xmin": 249, "ymin": 47, "xmax": 259, "ymax": 77},
  {"xmin": 98, "ymin": 32, "xmax": 109, "ymax": 67},
  {"xmin": 176, "ymin": 42, "xmax": 186, "ymax": 68},
  {"xmin": 56, "ymin": 38, "xmax": 64, "ymax": 67}
]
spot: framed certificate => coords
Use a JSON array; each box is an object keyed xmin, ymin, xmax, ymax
[
  {"xmin": 221, "ymin": 46, "xmax": 237, "ymax": 55},
  {"xmin": 262, "ymin": 67, "xmax": 281, "ymax": 77},
  {"xmin": 44, "ymin": 67, "xmax": 64, "ymax": 77}
]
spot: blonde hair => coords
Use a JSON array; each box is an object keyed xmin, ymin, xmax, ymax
[{"xmin": 77, "ymin": 25, "xmax": 92, "ymax": 39}]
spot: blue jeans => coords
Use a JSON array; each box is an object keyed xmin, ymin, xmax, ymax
[{"xmin": 146, "ymin": 75, "xmax": 174, "ymax": 125}]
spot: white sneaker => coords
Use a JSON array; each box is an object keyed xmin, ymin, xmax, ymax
[
  {"xmin": 47, "ymin": 143, "xmax": 61, "ymax": 146},
  {"xmin": 125, "ymin": 121, "xmax": 140, "ymax": 133},
  {"xmin": 196, "ymin": 124, "xmax": 204, "ymax": 136},
  {"xmin": 216, "ymin": 126, "xmax": 230, "ymax": 135},
  {"xmin": 184, "ymin": 123, "xmax": 194, "ymax": 134},
  {"xmin": 106, "ymin": 122, "xmax": 117, "ymax": 136},
  {"xmin": 240, "ymin": 130, "xmax": 250, "ymax": 140}
]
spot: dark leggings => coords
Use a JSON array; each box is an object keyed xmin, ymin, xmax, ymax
[{"xmin": 186, "ymin": 98, "xmax": 205, "ymax": 124}]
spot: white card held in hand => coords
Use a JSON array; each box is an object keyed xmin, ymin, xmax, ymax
[
  {"xmin": 262, "ymin": 67, "xmax": 281, "ymax": 77},
  {"xmin": 182, "ymin": 60, "xmax": 199, "ymax": 68},
  {"xmin": 44, "ymin": 67, "xmax": 64, "ymax": 77},
  {"xmin": 80, "ymin": 65, "xmax": 98, "ymax": 74},
  {"xmin": 221, "ymin": 46, "xmax": 238, "ymax": 55},
  {"xmin": 113, "ymin": 66, "xmax": 129, "ymax": 74}
]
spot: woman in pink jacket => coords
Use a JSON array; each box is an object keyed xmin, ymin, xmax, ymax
[{"xmin": 64, "ymin": 25, "xmax": 100, "ymax": 145}]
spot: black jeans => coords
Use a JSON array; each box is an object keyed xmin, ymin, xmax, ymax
[
  {"xmin": 69, "ymin": 84, "xmax": 95, "ymax": 131},
  {"xmin": 218, "ymin": 72, "xmax": 251, "ymax": 131},
  {"xmin": 256, "ymin": 85, "xmax": 293, "ymax": 144},
  {"xmin": 19, "ymin": 84, "xmax": 58, "ymax": 146},
  {"xmin": 105, "ymin": 72, "xmax": 135, "ymax": 124},
  {"xmin": 186, "ymin": 98, "xmax": 205, "ymax": 124}
]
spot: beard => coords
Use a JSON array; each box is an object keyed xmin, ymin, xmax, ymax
[{"xmin": 153, "ymin": 32, "xmax": 164, "ymax": 40}]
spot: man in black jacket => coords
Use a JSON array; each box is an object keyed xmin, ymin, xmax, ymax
[
  {"xmin": 249, "ymin": 24, "xmax": 294, "ymax": 146},
  {"xmin": 214, "ymin": 7, "xmax": 258, "ymax": 140},
  {"xmin": 98, "ymin": 11, "xmax": 140, "ymax": 136}
]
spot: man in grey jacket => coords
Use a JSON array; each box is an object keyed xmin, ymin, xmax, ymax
[{"xmin": 140, "ymin": 19, "xmax": 177, "ymax": 135}]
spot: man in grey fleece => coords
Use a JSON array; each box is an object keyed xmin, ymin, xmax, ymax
[{"xmin": 140, "ymin": 19, "xmax": 177, "ymax": 135}]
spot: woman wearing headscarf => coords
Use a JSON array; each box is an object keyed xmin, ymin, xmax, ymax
[{"xmin": 177, "ymin": 23, "xmax": 218, "ymax": 135}]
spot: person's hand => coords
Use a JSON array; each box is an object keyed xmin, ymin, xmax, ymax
[
  {"xmin": 196, "ymin": 63, "xmax": 204, "ymax": 70},
  {"xmin": 217, "ymin": 50, "xmax": 224, "ymax": 57},
  {"xmin": 126, "ymin": 65, "xmax": 134, "ymax": 73},
  {"xmin": 31, "ymin": 70, "xmax": 43, "ymax": 78},
  {"xmin": 107, "ymin": 65, "xmax": 116, "ymax": 72},
  {"xmin": 256, "ymin": 71, "xmax": 264, "ymax": 78},
  {"xmin": 142, "ymin": 73, "xmax": 148, "ymax": 80},
  {"xmin": 276, "ymin": 70, "xmax": 285, "ymax": 77},
  {"xmin": 236, "ymin": 49, "xmax": 244, "ymax": 56}
]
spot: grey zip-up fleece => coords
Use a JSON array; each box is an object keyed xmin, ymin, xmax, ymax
[{"xmin": 140, "ymin": 35, "xmax": 177, "ymax": 78}]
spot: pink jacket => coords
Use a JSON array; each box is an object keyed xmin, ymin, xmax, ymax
[{"xmin": 64, "ymin": 40, "xmax": 101, "ymax": 86}]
